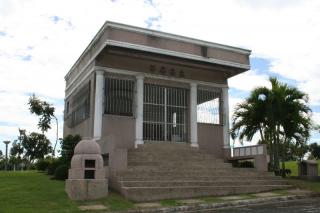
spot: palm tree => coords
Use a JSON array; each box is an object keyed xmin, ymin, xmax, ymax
[{"xmin": 231, "ymin": 77, "xmax": 312, "ymax": 173}]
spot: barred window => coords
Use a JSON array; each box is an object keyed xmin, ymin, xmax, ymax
[
  {"xmin": 197, "ymin": 88, "xmax": 221, "ymax": 124},
  {"xmin": 105, "ymin": 77, "xmax": 134, "ymax": 116},
  {"xmin": 64, "ymin": 82, "xmax": 91, "ymax": 127}
]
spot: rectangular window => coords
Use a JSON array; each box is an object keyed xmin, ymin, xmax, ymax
[
  {"xmin": 85, "ymin": 160, "xmax": 95, "ymax": 168},
  {"xmin": 72, "ymin": 81, "xmax": 91, "ymax": 126},
  {"xmin": 64, "ymin": 81, "xmax": 91, "ymax": 127},
  {"xmin": 197, "ymin": 88, "xmax": 221, "ymax": 124},
  {"xmin": 105, "ymin": 77, "xmax": 134, "ymax": 116},
  {"xmin": 84, "ymin": 170, "xmax": 95, "ymax": 179}
]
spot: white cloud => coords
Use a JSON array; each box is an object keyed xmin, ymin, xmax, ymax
[
  {"xmin": 0, "ymin": 0, "xmax": 159, "ymax": 152},
  {"xmin": 312, "ymin": 112, "xmax": 320, "ymax": 127},
  {"xmin": 153, "ymin": 0, "xmax": 320, "ymax": 104},
  {"xmin": 228, "ymin": 70, "xmax": 270, "ymax": 92}
]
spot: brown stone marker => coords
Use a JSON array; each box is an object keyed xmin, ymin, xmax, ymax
[{"xmin": 65, "ymin": 138, "xmax": 108, "ymax": 200}]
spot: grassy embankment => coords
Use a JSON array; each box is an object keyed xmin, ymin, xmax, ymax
[{"xmin": 0, "ymin": 171, "xmax": 133, "ymax": 213}]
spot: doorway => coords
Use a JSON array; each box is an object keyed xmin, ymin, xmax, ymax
[{"xmin": 143, "ymin": 84, "xmax": 189, "ymax": 142}]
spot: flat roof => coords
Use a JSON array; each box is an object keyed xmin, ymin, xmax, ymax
[{"xmin": 65, "ymin": 21, "xmax": 251, "ymax": 80}]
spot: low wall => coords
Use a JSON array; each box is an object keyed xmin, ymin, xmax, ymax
[{"xmin": 198, "ymin": 123, "xmax": 224, "ymax": 158}]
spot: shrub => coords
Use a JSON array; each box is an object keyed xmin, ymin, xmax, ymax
[
  {"xmin": 54, "ymin": 164, "xmax": 69, "ymax": 180},
  {"xmin": 36, "ymin": 159, "xmax": 51, "ymax": 171},
  {"xmin": 60, "ymin": 135, "xmax": 81, "ymax": 166},
  {"xmin": 47, "ymin": 159, "xmax": 62, "ymax": 175},
  {"xmin": 275, "ymin": 169, "xmax": 291, "ymax": 177},
  {"xmin": 29, "ymin": 164, "xmax": 36, "ymax": 170},
  {"xmin": 239, "ymin": 160, "xmax": 254, "ymax": 168},
  {"xmin": 232, "ymin": 160, "xmax": 254, "ymax": 168}
]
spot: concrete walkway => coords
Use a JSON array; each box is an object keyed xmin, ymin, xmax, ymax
[{"xmin": 78, "ymin": 189, "xmax": 317, "ymax": 212}]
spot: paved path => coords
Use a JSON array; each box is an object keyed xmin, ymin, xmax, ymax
[{"xmin": 210, "ymin": 198, "xmax": 320, "ymax": 213}]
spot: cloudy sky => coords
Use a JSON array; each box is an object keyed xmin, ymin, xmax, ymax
[{"xmin": 0, "ymin": 0, "xmax": 320, "ymax": 153}]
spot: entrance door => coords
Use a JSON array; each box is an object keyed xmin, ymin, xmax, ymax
[{"xmin": 143, "ymin": 84, "xmax": 188, "ymax": 142}]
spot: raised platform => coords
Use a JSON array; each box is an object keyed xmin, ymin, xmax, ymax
[{"xmin": 112, "ymin": 143, "xmax": 290, "ymax": 202}]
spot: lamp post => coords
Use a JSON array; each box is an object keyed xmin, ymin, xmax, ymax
[{"xmin": 3, "ymin": 140, "xmax": 10, "ymax": 171}]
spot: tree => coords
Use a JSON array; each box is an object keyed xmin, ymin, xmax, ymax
[
  {"xmin": 231, "ymin": 77, "xmax": 312, "ymax": 173},
  {"xmin": 60, "ymin": 135, "xmax": 82, "ymax": 166},
  {"xmin": 0, "ymin": 150, "xmax": 3, "ymax": 159},
  {"xmin": 28, "ymin": 94, "xmax": 59, "ymax": 156},
  {"xmin": 20, "ymin": 132, "xmax": 52, "ymax": 163},
  {"xmin": 309, "ymin": 143, "xmax": 320, "ymax": 159},
  {"xmin": 285, "ymin": 142, "xmax": 309, "ymax": 162},
  {"xmin": 10, "ymin": 140, "xmax": 24, "ymax": 159}
]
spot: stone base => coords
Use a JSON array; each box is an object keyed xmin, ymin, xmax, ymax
[
  {"xmin": 254, "ymin": 155, "xmax": 268, "ymax": 172},
  {"xmin": 223, "ymin": 148, "xmax": 231, "ymax": 161},
  {"xmin": 66, "ymin": 179, "xmax": 108, "ymax": 200}
]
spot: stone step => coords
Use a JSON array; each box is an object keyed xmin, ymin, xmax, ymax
[
  {"xmin": 125, "ymin": 165, "xmax": 235, "ymax": 172},
  {"xmin": 115, "ymin": 143, "xmax": 289, "ymax": 202},
  {"xmin": 119, "ymin": 170, "xmax": 275, "ymax": 179},
  {"xmin": 122, "ymin": 185, "xmax": 292, "ymax": 202},
  {"xmin": 120, "ymin": 179, "xmax": 288, "ymax": 187},
  {"xmin": 129, "ymin": 149, "xmax": 219, "ymax": 155},
  {"xmin": 135, "ymin": 142, "xmax": 196, "ymax": 150},
  {"xmin": 119, "ymin": 175, "xmax": 282, "ymax": 182},
  {"xmin": 127, "ymin": 161, "xmax": 232, "ymax": 168},
  {"xmin": 128, "ymin": 153, "xmax": 220, "ymax": 160}
]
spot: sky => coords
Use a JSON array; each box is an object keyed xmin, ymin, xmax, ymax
[{"xmin": 0, "ymin": 0, "xmax": 320, "ymax": 153}]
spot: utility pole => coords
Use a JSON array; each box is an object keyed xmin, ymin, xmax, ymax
[{"xmin": 3, "ymin": 141, "xmax": 10, "ymax": 171}]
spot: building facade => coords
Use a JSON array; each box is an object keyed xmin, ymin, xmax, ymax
[{"xmin": 63, "ymin": 21, "xmax": 251, "ymax": 173}]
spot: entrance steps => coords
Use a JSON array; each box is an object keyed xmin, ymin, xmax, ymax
[{"xmin": 113, "ymin": 142, "xmax": 291, "ymax": 202}]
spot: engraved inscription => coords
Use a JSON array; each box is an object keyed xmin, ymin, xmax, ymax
[{"xmin": 149, "ymin": 64, "xmax": 185, "ymax": 78}]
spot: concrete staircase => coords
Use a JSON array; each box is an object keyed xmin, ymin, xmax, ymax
[{"xmin": 114, "ymin": 143, "xmax": 291, "ymax": 202}]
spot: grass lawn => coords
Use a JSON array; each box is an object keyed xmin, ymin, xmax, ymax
[
  {"xmin": 0, "ymin": 171, "xmax": 134, "ymax": 213},
  {"xmin": 285, "ymin": 160, "xmax": 320, "ymax": 176},
  {"xmin": 287, "ymin": 178, "xmax": 320, "ymax": 193}
]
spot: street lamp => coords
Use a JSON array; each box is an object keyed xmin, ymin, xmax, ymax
[{"xmin": 3, "ymin": 141, "xmax": 10, "ymax": 171}]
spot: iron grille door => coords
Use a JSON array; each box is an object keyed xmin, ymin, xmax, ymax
[{"xmin": 143, "ymin": 84, "xmax": 188, "ymax": 142}]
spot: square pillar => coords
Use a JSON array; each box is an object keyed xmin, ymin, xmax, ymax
[
  {"xmin": 135, "ymin": 75, "xmax": 144, "ymax": 148},
  {"xmin": 190, "ymin": 82, "xmax": 198, "ymax": 148},
  {"xmin": 93, "ymin": 70, "xmax": 104, "ymax": 139},
  {"xmin": 222, "ymin": 87, "xmax": 230, "ymax": 152}
]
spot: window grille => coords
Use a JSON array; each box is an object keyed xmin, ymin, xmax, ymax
[
  {"xmin": 72, "ymin": 82, "xmax": 91, "ymax": 126},
  {"xmin": 105, "ymin": 77, "xmax": 134, "ymax": 116},
  {"xmin": 64, "ymin": 82, "xmax": 91, "ymax": 127},
  {"xmin": 197, "ymin": 88, "xmax": 221, "ymax": 124}
]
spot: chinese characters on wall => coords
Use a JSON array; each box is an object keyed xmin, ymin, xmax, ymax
[{"xmin": 149, "ymin": 65, "xmax": 185, "ymax": 78}]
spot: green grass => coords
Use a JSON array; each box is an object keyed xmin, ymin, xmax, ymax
[
  {"xmin": 0, "ymin": 171, "xmax": 134, "ymax": 213},
  {"xmin": 285, "ymin": 161, "xmax": 299, "ymax": 176},
  {"xmin": 272, "ymin": 189, "xmax": 290, "ymax": 196},
  {"xmin": 287, "ymin": 178, "xmax": 320, "ymax": 193},
  {"xmin": 200, "ymin": 196, "xmax": 224, "ymax": 203},
  {"xmin": 160, "ymin": 199, "xmax": 180, "ymax": 206},
  {"xmin": 0, "ymin": 171, "xmax": 79, "ymax": 213},
  {"xmin": 102, "ymin": 192, "xmax": 134, "ymax": 211},
  {"xmin": 285, "ymin": 160, "xmax": 320, "ymax": 176}
]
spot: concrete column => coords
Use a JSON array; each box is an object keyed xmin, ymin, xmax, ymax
[
  {"xmin": 93, "ymin": 70, "xmax": 104, "ymax": 139},
  {"xmin": 135, "ymin": 75, "xmax": 144, "ymax": 148},
  {"xmin": 190, "ymin": 82, "xmax": 198, "ymax": 148},
  {"xmin": 222, "ymin": 87, "xmax": 230, "ymax": 149}
]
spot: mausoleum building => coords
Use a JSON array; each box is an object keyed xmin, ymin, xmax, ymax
[{"xmin": 64, "ymin": 22, "xmax": 289, "ymax": 201}]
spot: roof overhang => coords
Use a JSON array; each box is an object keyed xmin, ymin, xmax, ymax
[{"xmin": 65, "ymin": 21, "xmax": 251, "ymax": 82}]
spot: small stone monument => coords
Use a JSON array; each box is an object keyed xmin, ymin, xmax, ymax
[
  {"xmin": 65, "ymin": 138, "xmax": 108, "ymax": 200},
  {"xmin": 298, "ymin": 160, "xmax": 319, "ymax": 180}
]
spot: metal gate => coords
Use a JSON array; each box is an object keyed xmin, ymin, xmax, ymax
[{"xmin": 143, "ymin": 84, "xmax": 189, "ymax": 142}]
